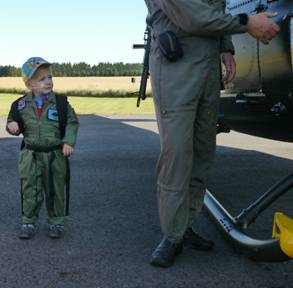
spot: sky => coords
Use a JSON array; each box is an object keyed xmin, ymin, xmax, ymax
[{"xmin": 0, "ymin": 1, "xmax": 148, "ymax": 67}]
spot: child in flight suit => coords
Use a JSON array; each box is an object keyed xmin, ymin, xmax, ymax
[{"xmin": 6, "ymin": 57, "xmax": 79, "ymax": 239}]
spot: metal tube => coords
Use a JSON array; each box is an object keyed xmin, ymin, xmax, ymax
[
  {"xmin": 204, "ymin": 190, "xmax": 290, "ymax": 262},
  {"xmin": 234, "ymin": 173, "xmax": 293, "ymax": 228}
]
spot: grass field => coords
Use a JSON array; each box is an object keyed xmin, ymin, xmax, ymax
[
  {"xmin": 0, "ymin": 94, "xmax": 155, "ymax": 117},
  {"xmin": 0, "ymin": 77, "xmax": 155, "ymax": 116},
  {"xmin": 0, "ymin": 77, "xmax": 152, "ymax": 96}
]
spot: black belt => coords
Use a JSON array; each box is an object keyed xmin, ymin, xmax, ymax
[{"xmin": 25, "ymin": 144, "xmax": 62, "ymax": 153}]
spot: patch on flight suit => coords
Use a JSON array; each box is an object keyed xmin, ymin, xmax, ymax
[
  {"xmin": 48, "ymin": 109, "xmax": 59, "ymax": 121},
  {"xmin": 17, "ymin": 99, "xmax": 26, "ymax": 110}
]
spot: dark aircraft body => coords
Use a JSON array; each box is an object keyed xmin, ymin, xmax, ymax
[{"xmin": 220, "ymin": 0, "xmax": 293, "ymax": 142}]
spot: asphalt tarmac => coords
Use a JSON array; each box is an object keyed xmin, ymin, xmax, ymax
[{"xmin": 0, "ymin": 115, "xmax": 292, "ymax": 288}]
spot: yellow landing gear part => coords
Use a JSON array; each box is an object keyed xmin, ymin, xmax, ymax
[{"xmin": 272, "ymin": 212, "xmax": 293, "ymax": 258}]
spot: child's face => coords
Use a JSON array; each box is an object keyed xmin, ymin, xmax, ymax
[{"xmin": 26, "ymin": 66, "xmax": 53, "ymax": 97}]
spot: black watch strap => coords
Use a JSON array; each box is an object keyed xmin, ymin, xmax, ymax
[{"xmin": 238, "ymin": 13, "xmax": 249, "ymax": 25}]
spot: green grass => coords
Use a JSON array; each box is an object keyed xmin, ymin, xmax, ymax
[
  {"xmin": 0, "ymin": 88, "xmax": 151, "ymax": 98},
  {"xmin": 0, "ymin": 94, "xmax": 155, "ymax": 117}
]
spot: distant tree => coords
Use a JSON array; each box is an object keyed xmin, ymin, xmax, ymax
[
  {"xmin": 0, "ymin": 62, "xmax": 142, "ymax": 77},
  {"xmin": 0, "ymin": 66, "xmax": 21, "ymax": 77}
]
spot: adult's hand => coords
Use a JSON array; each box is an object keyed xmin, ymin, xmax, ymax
[
  {"xmin": 221, "ymin": 52, "xmax": 236, "ymax": 84},
  {"xmin": 247, "ymin": 12, "xmax": 280, "ymax": 44}
]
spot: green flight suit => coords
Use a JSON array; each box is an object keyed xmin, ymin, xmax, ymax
[
  {"xmin": 145, "ymin": 0, "xmax": 248, "ymax": 243},
  {"xmin": 7, "ymin": 92, "xmax": 79, "ymax": 226}
]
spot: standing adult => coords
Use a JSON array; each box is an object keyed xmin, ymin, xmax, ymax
[{"xmin": 144, "ymin": 0, "xmax": 279, "ymax": 267}]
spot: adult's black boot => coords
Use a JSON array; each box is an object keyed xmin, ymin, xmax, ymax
[
  {"xmin": 183, "ymin": 228, "xmax": 214, "ymax": 251},
  {"xmin": 150, "ymin": 238, "xmax": 183, "ymax": 267}
]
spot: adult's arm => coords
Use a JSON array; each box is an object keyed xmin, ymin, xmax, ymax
[{"xmin": 156, "ymin": 0, "xmax": 248, "ymax": 36}]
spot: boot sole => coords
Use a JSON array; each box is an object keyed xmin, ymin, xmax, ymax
[{"xmin": 150, "ymin": 245, "xmax": 183, "ymax": 267}]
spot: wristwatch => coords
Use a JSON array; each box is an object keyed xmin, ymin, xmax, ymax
[{"xmin": 238, "ymin": 13, "xmax": 249, "ymax": 25}]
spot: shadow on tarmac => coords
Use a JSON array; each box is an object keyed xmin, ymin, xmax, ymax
[{"xmin": 0, "ymin": 114, "xmax": 292, "ymax": 288}]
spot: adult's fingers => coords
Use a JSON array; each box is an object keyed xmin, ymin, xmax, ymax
[
  {"xmin": 261, "ymin": 29, "xmax": 278, "ymax": 44},
  {"xmin": 228, "ymin": 65, "xmax": 236, "ymax": 83},
  {"xmin": 224, "ymin": 67, "xmax": 236, "ymax": 83},
  {"xmin": 222, "ymin": 53, "xmax": 236, "ymax": 83},
  {"xmin": 272, "ymin": 23, "xmax": 280, "ymax": 32},
  {"xmin": 265, "ymin": 12, "xmax": 278, "ymax": 18},
  {"xmin": 260, "ymin": 39, "xmax": 269, "ymax": 45}
]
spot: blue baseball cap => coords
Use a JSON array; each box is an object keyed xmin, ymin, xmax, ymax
[{"xmin": 21, "ymin": 57, "xmax": 51, "ymax": 82}]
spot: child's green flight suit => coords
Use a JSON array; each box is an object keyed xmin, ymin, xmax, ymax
[{"xmin": 7, "ymin": 92, "xmax": 79, "ymax": 226}]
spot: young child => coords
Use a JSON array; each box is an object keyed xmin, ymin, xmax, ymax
[{"xmin": 6, "ymin": 57, "xmax": 79, "ymax": 239}]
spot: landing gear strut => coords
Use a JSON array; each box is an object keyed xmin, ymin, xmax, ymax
[{"xmin": 205, "ymin": 174, "xmax": 293, "ymax": 261}]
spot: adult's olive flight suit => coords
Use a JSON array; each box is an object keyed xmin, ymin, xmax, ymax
[
  {"xmin": 145, "ymin": 0, "xmax": 248, "ymax": 243},
  {"xmin": 7, "ymin": 92, "xmax": 79, "ymax": 226}
]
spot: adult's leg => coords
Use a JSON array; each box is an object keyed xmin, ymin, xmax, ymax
[
  {"xmin": 156, "ymin": 110, "xmax": 197, "ymax": 243},
  {"xmin": 188, "ymin": 59, "xmax": 221, "ymax": 229},
  {"xmin": 150, "ymin": 46, "xmax": 207, "ymax": 243},
  {"xmin": 149, "ymin": 37, "xmax": 219, "ymax": 266}
]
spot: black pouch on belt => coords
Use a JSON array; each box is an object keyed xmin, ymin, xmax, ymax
[{"xmin": 158, "ymin": 31, "xmax": 183, "ymax": 62}]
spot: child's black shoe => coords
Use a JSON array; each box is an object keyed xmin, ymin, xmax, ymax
[
  {"xmin": 19, "ymin": 224, "xmax": 36, "ymax": 239},
  {"xmin": 48, "ymin": 225, "xmax": 64, "ymax": 239}
]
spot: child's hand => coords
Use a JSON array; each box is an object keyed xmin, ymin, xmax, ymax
[
  {"xmin": 7, "ymin": 121, "xmax": 19, "ymax": 134},
  {"xmin": 63, "ymin": 143, "xmax": 74, "ymax": 157}
]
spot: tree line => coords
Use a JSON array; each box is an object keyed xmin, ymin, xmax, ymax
[{"xmin": 0, "ymin": 62, "xmax": 143, "ymax": 77}]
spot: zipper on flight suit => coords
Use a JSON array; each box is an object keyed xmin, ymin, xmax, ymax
[{"xmin": 32, "ymin": 103, "xmax": 42, "ymax": 142}]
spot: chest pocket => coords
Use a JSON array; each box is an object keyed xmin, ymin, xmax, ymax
[{"xmin": 48, "ymin": 109, "xmax": 59, "ymax": 121}]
